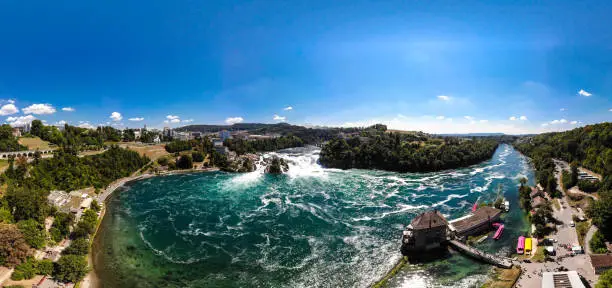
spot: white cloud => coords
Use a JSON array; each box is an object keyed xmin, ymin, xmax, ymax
[
  {"xmin": 541, "ymin": 123, "xmax": 549, "ymax": 127},
  {"xmin": 509, "ymin": 116, "xmax": 517, "ymax": 121},
  {"xmin": 464, "ymin": 116, "xmax": 475, "ymax": 121},
  {"xmin": 56, "ymin": 120, "xmax": 67, "ymax": 125},
  {"xmin": 609, "ymin": 108, "xmax": 612, "ymax": 112},
  {"xmin": 23, "ymin": 103, "xmax": 56, "ymax": 115},
  {"xmin": 78, "ymin": 122, "xmax": 95, "ymax": 129},
  {"xmin": 0, "ymin": 104, "xmax": 19, "ymax": 116},
  {"xmin": 446, "ymin": 118, "xmax": 453, "ymax": 122},
  {"xmin": 273, "ymin": 114, "xmax": 286, "ymax": 121},
  {"xmin": 110, "ymin": 112, "xmax": 122, "ymax": 121},
  {"xmin": 479, "ymin": 119, "xmax": 488, "ymax": 123},
  {"xmin": 62, "ymin": 107, "xmax": 75, "ymax": 112},
  {"xmin": 578, "ymin": 89, "xmax": 592, "ymax": 97},
  {"xmin": 283, "ymin": 106, "xmax": 293, "ymax": 111},
  {"xmin": 166, "ymin": 115, "xmax": 179, "ymax": 121},
  {"xmin": 437, "ymin": 95, "xmax": 451, "ymax": 101},
  {"xmin": 182, "ymin": 119, "xmax": 194, "ymax": 123},
  {"xmin": 519, "ymin": 115, "xmax": 528, "ymax": 121},
  {"xmin": 436, "ymin": 115, "xmax": 445, "ymax": 120},
  {"xmin": 225, "ymin": 117, "xmax": 244, "ymax": 125},
  {"xmin": 560, "ymin": 108, "xmax": 566, "ymax": 111},
  {"xmin": 128, "ymin": 117, "xmax": 144, "ymax": 121},
  {"xmin": 549, "ymin": 119, "xmax": 568, "ymax": 125},
  {"xmin": 570, "ymin": 121, "xmax": 578, "ymax": 125},
  {"xmin": 6, "ymin": 115, "xmax": 36, "ymax": 127},
  {"xmin": 7, "ymin": 99, "xmax": 15, "ymax": 104}
]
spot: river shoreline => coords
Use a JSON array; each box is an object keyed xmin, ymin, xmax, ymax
[
  {"xmin": 87, "ymin": 145, "xmax": 531, "ymax": 287},
  {"xmin": 82, "ymin": 167, "xmax": 220, "ymax": 288}
]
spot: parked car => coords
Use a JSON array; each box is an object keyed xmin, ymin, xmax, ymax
[{"xmin": 570, "ymin": 221, "xmax": 575, "ymax": 227}]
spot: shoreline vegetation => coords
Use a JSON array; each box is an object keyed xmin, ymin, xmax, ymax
[
  {"xmin": 319, "ymin": 124, "xmax": 501, "ymax": 173},
  {"xmin": 1, "ymin": 121, "xmax": 587, "ymax": 288}
]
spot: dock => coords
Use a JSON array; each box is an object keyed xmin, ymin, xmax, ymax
[{"xmin": 449, "ymin": 240, "xmax": 513, "ymax": 268}]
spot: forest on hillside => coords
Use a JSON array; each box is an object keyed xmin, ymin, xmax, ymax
[
  {"xmin": 319, "ymin": 124, "xmax": 499, "ymax": 172},
  {"xmin": 513, "ymin": 122, "xmax": 612, "ymax": 244},
  {"xmin": 513, "ymin": 122, "xmax": 612, "ymax": 176}
]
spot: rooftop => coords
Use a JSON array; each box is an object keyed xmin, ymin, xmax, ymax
[
  {"xmin": 541, "ymin": 271, "xmax": 585, "ymax": 288},
  {"xmin": 532, "ymin": 196, "xmax": 547, "ymax": 207},
  {"xmin": 449, "ymin": 206, "xmax": 501, "ymax": 234},
  {"xmin": 410, "ymin": 210, "xmax": 448, "ymax": 230},
  {"xmin": 590, "ymin": 254, "xmax": 612, "ymax": 268}
]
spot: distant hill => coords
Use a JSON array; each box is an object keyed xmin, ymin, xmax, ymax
[
  {"xmin": 436, "ymin": 133, "xmax": 506, "ymax": 137},
  {"xmin": 175, "ymin": 123, "xmax": 276, "ymax": 133},
  {"xmin": 176, "ymin": 123, "xmax": 361, "ymax": 144}
]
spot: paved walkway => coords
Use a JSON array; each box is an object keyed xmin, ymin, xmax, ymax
[
  {"xmin": 515, "ymin": 160, "xmax": 599, "ymax": 287},
  {"xmin": 449, "ymin": 240, "xmax": 513, "ymax": 268}
]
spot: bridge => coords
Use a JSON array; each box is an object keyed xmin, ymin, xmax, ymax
[
  {"xmin": 449, "ymin": 240, "xmax": 513, "ymax": 268},
  {"xmin": 0, "ymin": 149, "xmax": 55, "ymax": 159}
]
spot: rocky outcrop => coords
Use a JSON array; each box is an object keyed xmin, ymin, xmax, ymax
[
  {"xmin": 222, "ymin": 154, "xmax": 258, "ymax": 172},
  {"xmin": 265, "ymin": 156, "xmax": 289, "ymax": 174}
]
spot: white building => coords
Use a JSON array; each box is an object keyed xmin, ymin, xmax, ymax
[
  {"xmin": 213, "ymin": 139, "xmax": 224, "ymax": 147},
  {"xmin": 541, "ymin": 271, "xmax": 585, "ymax": 288},
  {"xmin": 47, "ymin": 190, "xmax": 71, "ymax": 208},
  {"xmin": 176, "ymin": 132, "xmax": 191, "ymax": 141}
]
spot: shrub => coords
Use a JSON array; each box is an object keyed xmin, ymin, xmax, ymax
[
  {"xmin": 17, "ymin": 219, "xmax": 46, "ymax": 249},
  {"xmin": 577, "ymin": 180, "xmax": 600, "ymax": 193},
  {"xmin": 54, "ymin": 255, "xmax": 89, "ymax": 283},
  {"xmin": 62, "ymin": 238, "xmax": 90, "ymax": 256},
  {"xmin": 157, "ymin": 157, "xmax": 169, "ymax": 166},
  {"xmin": 590, "ymin": 230, "xmax": 608, "ymax": 254},
  {"xmin": 192, "ymin": 151, "xmax": 204, "ymax": 162},
  {"xmin": 177, "ymin": 155, "xmax": 193, "ymax": 169}
]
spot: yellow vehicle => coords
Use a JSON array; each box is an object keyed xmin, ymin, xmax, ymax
[{"xmin": 525, "ymin": 237, "xmax": 533, "ymax": 255}]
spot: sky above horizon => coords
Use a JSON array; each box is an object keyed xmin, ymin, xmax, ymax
[{"xmin": 0, "ymin": 1, "xmax": 611, "ymax": 134}]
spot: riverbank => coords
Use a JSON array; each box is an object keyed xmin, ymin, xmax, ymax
[
  {"xmin": 89, "ymin": 145, "xmax": 536, "ymax": 287},
  {"xmin": 82, "ymin": 167, "xmax": 220, "ymax": 288}
]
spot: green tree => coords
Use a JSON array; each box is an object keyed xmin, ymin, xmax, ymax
[
  {"xmin": 177, "ymin": 155, "xmax": 193, "ymax": 169},
  {"xmin": 54, "ymin": 255, "xmax": 89, "ymax": 283},
  {"xmin": 17, "ymin": 219, "xmax": 46, "ymax": 249},
  {"xmin": 0, "ymin": 207, "xmax": 14, "ymax": 223},
  {"xmin": 192, "ymin": 151, "xmax": 205, "ymax": 162},
  {"xmin": 37, "ymin": 259, "xmax": 54, "ymax": 275},
  {"xmin": 30, "ymin": 120, "xmax": 44, "ymax": 138},
  {"xmin": 597, "ymin": 269, "xmax": 612, "ymax": 288},
  {"xmin": 62, "ymin": 238, "xmax": 89, "ymax": 256},
  {"xmin": 4, "ymin": 185, "xmax": 49, "ymax": 222}
]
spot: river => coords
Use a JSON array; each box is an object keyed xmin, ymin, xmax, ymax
[{"xmin": 93, "ymin": 144, "xmax": 534, "ymax": 287}]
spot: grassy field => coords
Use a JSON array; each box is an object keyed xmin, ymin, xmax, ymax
[
  {"xmin": 481, "ymin": 266, "xmax": 521, "ymax": 288},
  {"xmin": 576, "ymin": 221, "xmax": 591, "ymax": 246},
  {"xmin": 121, "ymin": 143, "xmax": 170, "ymax": 160},
  {"xmin": 18, "ymin": 136, "xmax": 53, "ymax": 150}
]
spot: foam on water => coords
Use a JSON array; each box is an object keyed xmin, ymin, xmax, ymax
[{"xmin": 95, "ymin": 144, "xmax": 534, "ymax": 288}]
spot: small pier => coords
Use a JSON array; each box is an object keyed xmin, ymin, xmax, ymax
[{"xmin": 449, "ymin": 240, "xmax": 513, "ymax": 268}]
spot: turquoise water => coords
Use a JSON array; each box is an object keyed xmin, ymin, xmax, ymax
[{"xmin": 93, "ymin": 144, "xmax": 533, "ymax": 288}]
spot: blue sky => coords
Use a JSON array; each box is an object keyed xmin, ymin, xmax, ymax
[{"xmin": 0, "ymin": 0, "xmax": 611, "ymax": 134}]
